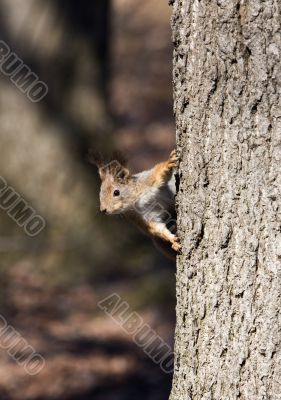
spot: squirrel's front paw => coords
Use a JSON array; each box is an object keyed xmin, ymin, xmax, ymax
[
  {"xmin": 167, "ymin": 150, "xmax": 178, "ymax": 169},
  {"xmin": 172, "ymin": 237, "xmax": 181, "ymax": 252}
]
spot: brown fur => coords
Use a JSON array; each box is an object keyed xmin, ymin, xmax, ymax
[{"xmin": 92, "ymin": 149, "xmax": 181, "ymax": 257}]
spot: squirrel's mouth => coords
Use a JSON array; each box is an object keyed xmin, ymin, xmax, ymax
[
  {"xmin": 107, "ymin": 208, "xmax": 123, "ymax": 215},
  {"xmin": 112, "ymin": 207, "xmax": 130, "ymax": 215}
]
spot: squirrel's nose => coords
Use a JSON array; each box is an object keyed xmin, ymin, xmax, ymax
[{"xmin": 100, "ymin": 207, "xmax": 107, "ymax": 214}]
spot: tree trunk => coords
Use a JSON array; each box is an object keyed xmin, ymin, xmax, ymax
[{"xmin": 170, "ymin": 1, "xmax": 281, "ymax": 399}]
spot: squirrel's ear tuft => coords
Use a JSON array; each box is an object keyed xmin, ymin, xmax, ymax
[
  {"xmin": 112, "ymin": 151, "xmax": 128, "ymax": 167},
  {"xmin": 87, "ymin": 149, "xmax": 107, "ymax": 180},
  {"xmin": 87, "ymin": 149, "xmax": 131, "ymax": 181},
  {"xmin": 87, "ymin": 149, "xmax": 103, "ymax": 168}
]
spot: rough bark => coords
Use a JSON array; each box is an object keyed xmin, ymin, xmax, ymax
[{"xmin": 170, "ymin": 1, "xmax": 281, "ymax": 399}]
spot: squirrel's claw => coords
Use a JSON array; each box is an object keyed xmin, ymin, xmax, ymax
[
  {"xmin": 167, "ymin": 150, "xmax": 178, "ymax": 169},
  {"xmin": 172, "ymin": 236, "xmax": 181, "ymax": 252}
]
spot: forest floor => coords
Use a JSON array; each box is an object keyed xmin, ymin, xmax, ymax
[{"xmin": 0, "ymin": 262, "xmax": 173, "ymax": 400}]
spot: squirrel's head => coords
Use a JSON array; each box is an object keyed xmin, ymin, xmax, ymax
[
  {"xmin": 88, "ymin": 151, "xmax": 137, "ymax": 214},
  {"xmin": 98, "ymin": 161, "xmax": 137, "ymax": 214}
]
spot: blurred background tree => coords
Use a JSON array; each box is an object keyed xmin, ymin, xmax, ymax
[{"xmin": 0, "ymin": 0, "xmax": 175, "ymax": 399}]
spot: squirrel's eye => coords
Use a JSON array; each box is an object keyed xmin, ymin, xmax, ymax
[{"xmin": 113, "ymin": 189, "xmax": 120, "ymax": 197}]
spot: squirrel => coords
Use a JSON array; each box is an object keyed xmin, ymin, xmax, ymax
[{"xmin": 89, "ymin": 150, "xmax": 181, "ymax": 259}]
